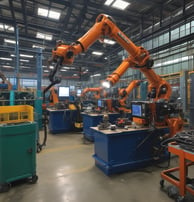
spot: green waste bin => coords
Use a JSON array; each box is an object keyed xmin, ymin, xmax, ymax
[{"xmin": 0, "ymin": 122, "xmax": 38, "ymax": 192}]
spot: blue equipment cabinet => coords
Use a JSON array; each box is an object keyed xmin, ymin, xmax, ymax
[
  {"xmin": 48, "ymin": 109, "xmax": 77, "ymax": 134},
  {"xmin": 82, "ymin": 113, "xmax": 121, "ymax": 141},
  {"xmin": 92, "ymin": 127, "xmax": 169, "ymax": 175}
]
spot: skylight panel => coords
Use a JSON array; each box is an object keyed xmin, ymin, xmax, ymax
[
  {"xmin": 45, "ymin": 35, "xmax": 52, "ymax": 40},
  {"xmin": 38, "ymin": 8, "xmax": 48, "ymax": 17},
  {"xmin": 0, "ymin": 24, "xmax": 14, "ymax": 32},
  {"xmin": 104, "ymin": 0, "xmax": 130, "ymax": 10},
  {"xmin": 38, "ymin": 7, "xmax": 61, "ymax": 20},
  {"xmin": 36, "ymin": 32, "xmax": 53, "ymax": 41},
  {"xmin": 112, "ymin": 0, "xmax": 130, "ymax": 10},
  {"xmin": 36, "ymin": 32, "xmax": 45, "ymax": 39},
  {"xmin": 104, "ymin": 0, "xmax": 114, "ymax": 6},
  {"xmin": 48, "ymin": 10, "xmax": 60, "ymax": 20}
]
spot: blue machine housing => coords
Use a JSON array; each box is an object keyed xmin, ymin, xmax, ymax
[
  {"xmin": 92, "ymin": 127, "xmax": 169, "ymax": 175},
  {"xmin": 48, "ymin": 109, "xmax": 77, "ymax": 134}
]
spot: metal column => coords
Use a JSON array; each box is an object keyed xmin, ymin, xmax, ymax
[
  {"xmin": 15, "ymin": 25, "xmax": 19, "ymax": 90},
  {"xmin": 35, "ymin": 48, "xmax": 43, "ymax": 129},
  {"xmin": 190, "ymin": 73, "xmax": 194, "ymax": 128},
  {"xmin": 36, "ymin": 48, "xmax": 42, "ymax": 91},
  {"xmin": 180, "ymin": 71, "xmax": 188, "ymax": 113}
]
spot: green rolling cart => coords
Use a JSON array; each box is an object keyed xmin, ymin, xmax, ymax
[{"xmin": 0, "ymin": 105, "xmax": 38, "ymax": 192}]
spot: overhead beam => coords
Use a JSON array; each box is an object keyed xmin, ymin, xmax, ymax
[
  {"xmin": 59, "ymin": 0, "xmax": 74, "ymax": 39},
  {"xmin": 8, "ymin": 0, "xmax": 16, "ymax": 23}
]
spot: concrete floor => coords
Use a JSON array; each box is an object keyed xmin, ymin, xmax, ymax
[{"xmin": 0, "ymin": 131, "xmax": 194, "ymax": 202}]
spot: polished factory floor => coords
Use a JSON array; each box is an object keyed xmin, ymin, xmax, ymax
[{"xmin": 0, "ymin": 131, "xmax": 194, "ymax": 202}]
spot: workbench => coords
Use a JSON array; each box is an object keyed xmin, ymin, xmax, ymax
[
  {"xmin": 82, "ymin": 112, "xmax": 121, "ymax": 141},
  {"xmin": 160, "ymin": 143, "xmax": 194, "ymax": 201},
  {"xmin": 91, "ymin": 126, "xmax": 169, "ymax": 175},
  {"xmin": 47, "ymin": 108, "xmax": 77, "ymax": 134}
]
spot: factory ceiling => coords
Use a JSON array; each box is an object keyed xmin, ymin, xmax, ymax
[{"xmin": 0, "ymin": 0, "xmax": 193, "ymax": 81}]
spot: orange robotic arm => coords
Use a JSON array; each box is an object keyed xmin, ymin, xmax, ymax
[
  {"xmin": 119, "ymin": 80, "xmax": 141, "ymax": 106},
  {"xmin": 81, "ymin": 87, "xmax": 102, "ymax": 97},
  {"xmin": 49, "ymin": 87, "xmax": 59, "ymax": 105},
  {"xmin": 52, "ymin": 13, "xmax": 170, "ymax": 101},
  {"xmin": 51, "ymin": 13, "xmax": 182, "ymax": 137},
  {"xmin": 52, "ymin": 14, "xmax": 151, "ymax": 67},
  {"xmin": 81, "ymin": 87, "xmax": 106, "ymax": 99}
]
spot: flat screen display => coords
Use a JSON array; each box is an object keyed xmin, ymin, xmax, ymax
[
  {"xmin": 77, "ymin": 89, "xmax": 82, "ymax": 96},
  {"xmin": 132, "ymin": 104, "xmax": 142, "ymax": 117},
  {"xmin": 97, "ymin": 100, "xmax": 104, "ymax": 108},
  {"xmin": 58, "ymin": 87, "xmax": 70, "ymax": 97}
]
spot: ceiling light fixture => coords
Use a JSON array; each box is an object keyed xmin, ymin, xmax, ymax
[
  {"xmin": 104, "ymin": 39, "xmax": 116, "ymax": 45},
  {"xmin": 92, "ymin": 51, "xmax": 103, "ymax": 56},
  {"xmin": 20, "ymin": 59, "xmax": 29, "ymax": 62},
  {"xmin": 20, "ymin": 54, "xmax": 34, "ymax": 58},
  {"xmin": 101, "ymin": 80, "xmax": 111, "ymax": 88},
  {"xmin": 4, "ymin": 39, "xmax": 16, "ymax": 44},
  {"xmin": 2, "ymin": 65, "xmax": 13, "ymax": 69},
  {"xmin": 32, "ymin": 44, "xmax": 45, "ymax": 49},
  {"xmin": 0, "ymin": 57, "xmax": 12, "ymax": 61}
]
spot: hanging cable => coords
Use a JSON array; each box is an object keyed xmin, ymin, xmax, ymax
[{"xmin": 37, "ymin": 56, "xmax": 63, "ymax": 152}]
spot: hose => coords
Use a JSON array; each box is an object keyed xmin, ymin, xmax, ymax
[{"xmin": 37, "ymin": 56, "xmax": 63, "ymax": 152}]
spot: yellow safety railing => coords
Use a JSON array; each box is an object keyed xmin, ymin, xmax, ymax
[{"xmin": 0, "ymin": 105, "xmax": 34, "ymax": 124}]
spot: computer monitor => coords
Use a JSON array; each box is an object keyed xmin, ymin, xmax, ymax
[
  {"xmin": 58, "ymin": 86, "xmax": 70, "ymax": 100},
  {"xmin": 97, "ymin": 99, "xmax": 104, "ymax": 108},
  {"xmin": 77, "ymin": 89, "xmax": 82, "ymax": 96},
  {"xmin": 131, "ymin": 101, "xmax": 149, "ymax": 118},
  {"xmin": 131, "ymin": 104, "xmax": 142, "ymax": 117}
]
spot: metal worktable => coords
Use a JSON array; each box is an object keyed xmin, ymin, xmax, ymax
[
  {"xmin": 160, "ymin": 143, "xmax": 194, "ymax": 201},
  {"xmin": 82, "ymin": 112, "xmax": 121, "ymax": 141},
  {"xmin": 91, "ymin": 126, "xmax": 169, "ymax": 175}
]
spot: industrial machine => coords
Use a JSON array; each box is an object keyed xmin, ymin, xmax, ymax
[
  {"xmin": 50, "ymin": 13, "xmax": 183, "ymax": 138},
  {"xmin": 46, "ymin": 13, "xmax": 186, "ymax": 174}
]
